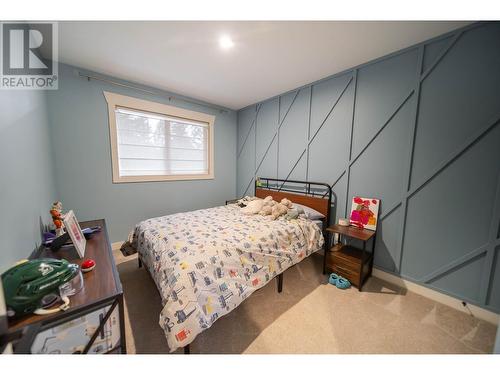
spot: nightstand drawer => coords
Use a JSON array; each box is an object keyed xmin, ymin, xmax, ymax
[
  {"xmin": 329, "ymin": 252, "xmax": 359, "ymax": 271},
  {"xmin": 330, "ymin": 245, "xmax": 363, "ymax": 265},
  {"xmin": 328, "ymin": 263, "xmax": 359, "ymax": 286}
]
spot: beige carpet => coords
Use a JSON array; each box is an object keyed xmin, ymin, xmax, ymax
[{"xmin": 113, "ymin": 250, "xmax": 497, "ymax": 354}]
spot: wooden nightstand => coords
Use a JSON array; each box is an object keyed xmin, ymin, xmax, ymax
[{"xmin": 325, "ymin": 224, "xmax": 376, "ymax": 291}]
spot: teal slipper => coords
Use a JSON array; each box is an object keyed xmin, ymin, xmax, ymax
[
  {"xmin": 336, "ymin": 276, "xmax": 351, "ymax": 289},
  {"xmin": 328, "ymin": 273, "xmax": 339, "ymax": 285}
]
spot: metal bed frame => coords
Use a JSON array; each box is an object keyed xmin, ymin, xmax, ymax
[
  {"xmin": 139, "ymin": 177, "xmax": 333, "ymax": 354},
  {"xmin": 256, "ymin": 177, "xmax": 332, "ymax": 225},
  {"xmin": 255, "ymin": 177, "xmax": 332, "ymax": 274}
]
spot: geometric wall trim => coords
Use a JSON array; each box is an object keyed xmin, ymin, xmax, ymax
[{"xmin": 237, "ymin": 22, "xmax": 500, "ymax": 312}]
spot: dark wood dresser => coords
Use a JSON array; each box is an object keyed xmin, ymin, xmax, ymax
[{"xmin": 7, "ymin": 219, "xmax": 126, "ymax": 354}]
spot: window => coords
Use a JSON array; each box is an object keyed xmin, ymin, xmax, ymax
[{"xmin": 104, "ymin": 92, "xmax": 215, "ymax": 183}]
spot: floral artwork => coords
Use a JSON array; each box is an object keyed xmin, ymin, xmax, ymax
[{"xmin": 349, "ymin": 197, "xmax": 380, "ymax": 231}]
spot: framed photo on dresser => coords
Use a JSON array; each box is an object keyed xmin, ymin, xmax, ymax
[{"xmin": 63, "ymin": 210, "xmax": 86, "ymax": 258}]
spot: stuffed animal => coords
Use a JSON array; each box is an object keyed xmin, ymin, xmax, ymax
[
  {"xmin": 259, "ymin": 205, "xmax": 273, "ymax": 216},
  {"xmin": 271, "ymin": 203, "xmax": 288, "ymax": 219},
  {"xmin": 257, "ymin": 196, "xmax": 276, "ymax": 216},
  {"xmin": 285, "ymin": 206, "xmax": 304, "ymax": 220},
  {"xmin": 237, "ymin": 196, "xmax": 258, "ymax": 207},
  {"xmin": 270, "ymin": 198, "xmax": 294, "ymax": 220},
  {"xmin": 241, "ymin": 199, "xmax": 265, "ymax": 214},
  {"xmin": 285, "ymin": 209, "xmax": 299, "ymax": 220},
  {"xmin": 280, "ymin": 198, "xmax": 293, "ymax": 208}
]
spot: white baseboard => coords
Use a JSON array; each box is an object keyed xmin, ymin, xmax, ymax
[
  {"xmin": 372, "ymin": 267, "xmax": 499, "ymax": 325},
  {"xmin": 112, "ymin": 241, "xmax": 124, "ymax": 251}
]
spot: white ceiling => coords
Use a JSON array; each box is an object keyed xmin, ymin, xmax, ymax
[{"xmin": 57, "ymin": 21, "xmax": 470, "ymax": 110}]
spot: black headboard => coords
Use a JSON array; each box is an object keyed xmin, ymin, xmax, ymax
[{"xmin": 255, "ymin": 177, "xmax": 332, "ymax": 229}]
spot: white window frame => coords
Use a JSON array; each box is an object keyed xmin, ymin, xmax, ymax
[{"xmin": 104, "ymin": 91, "xmax": 215, "ymax": 183}]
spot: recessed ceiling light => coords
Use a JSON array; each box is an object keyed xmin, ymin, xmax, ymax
[{"xmin": 219, "ymin": 35, "xmax": 234, "ymax": 50}]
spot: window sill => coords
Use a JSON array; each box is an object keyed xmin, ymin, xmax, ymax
[{"xmin": 112, "ymin": 173, "xmax": 215, "ymax": 183}]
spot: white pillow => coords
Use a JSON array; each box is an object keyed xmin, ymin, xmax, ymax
[{"xmin": 292, "ymin": 203, "xmax": 325, "ymax": 220}]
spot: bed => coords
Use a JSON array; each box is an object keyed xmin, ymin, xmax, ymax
[{"xmin": 128, "ymin": 178, "xmax": 332, "ymax": 352}]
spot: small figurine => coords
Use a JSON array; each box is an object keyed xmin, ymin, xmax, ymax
[{"xmin": 50, "ymin": 201, "xmax": 65, "ymax": 237}]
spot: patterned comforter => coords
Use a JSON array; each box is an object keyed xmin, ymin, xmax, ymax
[{"xmin": 131, "ymin": 204, "xmax": 324, "ymax": 351}]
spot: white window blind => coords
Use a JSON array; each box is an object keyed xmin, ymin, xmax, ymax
[{"xmin": 115, "ymin": 107, "xmax": 209, "ymax": 177}]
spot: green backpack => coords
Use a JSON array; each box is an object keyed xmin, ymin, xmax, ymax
[{"xmin": 1, "ymin": 258, "xmax": 80, "ymax": 318}]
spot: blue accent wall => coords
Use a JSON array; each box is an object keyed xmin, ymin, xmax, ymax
[
  {"xmin": 47, "ymin": 63, "xmax": 237, "ymax": 243},
  {"xmin": 236, "ymin": 22, "xmax": 500, "ymax": 312},
  {"xmin": 0, "ymin": 90, "xmax": 57, "ymax": 271}
]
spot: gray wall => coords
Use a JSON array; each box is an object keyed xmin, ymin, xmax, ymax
[
  {"xmin": 47, "ymin": 64, "xmax": 237, "ymax": 243},
  {"xmin": 0, "ymin": 90, "xmax": 57, "ymax": 271},
  {"xmin": 236, "ymin": 22, "xmax": 500, "ymax": 312}
]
